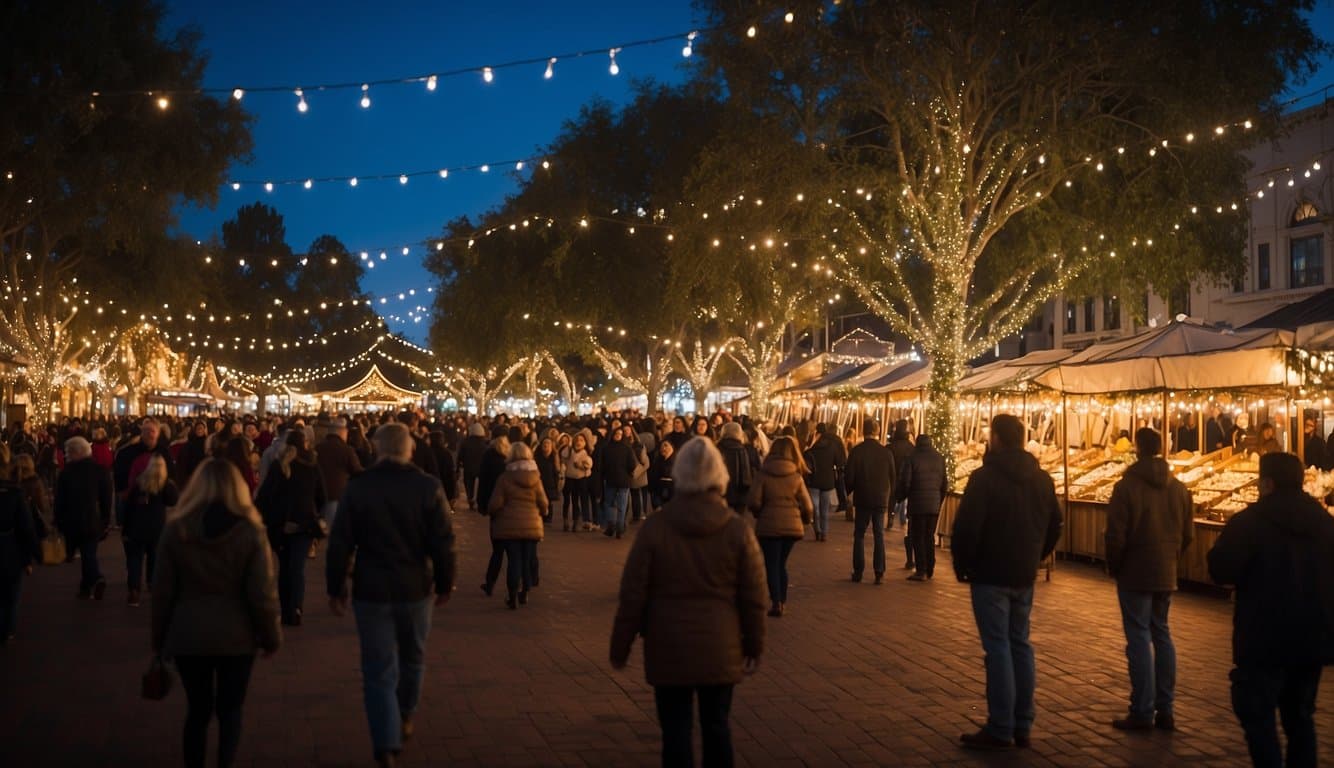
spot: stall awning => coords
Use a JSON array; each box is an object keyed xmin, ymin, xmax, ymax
[
  {"xmin": 1243, "ymin": 288, "xmax": 1334, "ymax": 330},
  {"xmin": 860, "ymin": 359, "xmax": 932, "ymax": 394},
  {"xmin": 959, "ymin": 349, "xmax": 1073, "ymax": 393},
  {"xmin": 777, "ymin": 362, "xmax": 872, "ymax": 394},
  {"xmin": 1034, "ymin": 320, "xmax": 1295, "ymax": 394}
]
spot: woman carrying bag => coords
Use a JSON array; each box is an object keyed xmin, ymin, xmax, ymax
[{"xmin": 152, "ymin": 458, "xmax": 281, "ymax": 768}]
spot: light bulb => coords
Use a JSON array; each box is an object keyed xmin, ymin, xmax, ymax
[
  {"xmin": 609, "ymin": 48, "xmax": 620, "ymax": 75},
  {"xmin": 747, "ymin": 25, "xmax": 756, "ymax": 38},
  {"xmin": 303, "ymin": 179, "xmax": 312, "ymax": 189},
  {"xmin": 349, "ymin": 177, "xmax": 358, "ymax": 187},
  {"xmin": 360, "ymin": 84, "xmax": 371, "ymax": 109},
  {"xmin": 545, "ymin": 58, "xmax": 555, "ymax": 79},
  {"xmin": 438, "ymin": 169, "xmax": 448, "ymax": 179},
  {"xmin": 156, "ymin": 96, "xmax": 169, "ymax": 110},
  {"xmin": 426, "ymin": 75, "xmax": 437, "ymax": 91},
  {"xmin": 785, "ymin": 11, "xmax": 794, "ymax": 22},
  {"xmin": 295, "ymin": 88, "xmax": 308, "ymax": 113},
  {"xmin": 480, "ymin": 164, "xmax": 489, "ymax": 173},
  {"xmin": 231, "ymin": 182, "xmax": 241, "ymax": 191},
  {"xmin": 399, "ymin": 174, "xmax": 408, "ymax": 185},
  {"xmin": 264, "ymin": 182, "xmax": 274, "ymax": 193},
  {"xmin": 483, "ymin": 67, "xmax": 494, "ymax": 83},
  {"xmin": 231, "ymin": 88, "xmax": 244, "ymax": 101},
  {"xmin": 515, "ymin": 161, "xmax": 524, "ymax": 170}
]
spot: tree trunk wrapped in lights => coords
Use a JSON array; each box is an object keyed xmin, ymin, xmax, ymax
[
  {"xmin": 727, "ymin": 325, "xmax": 787, "ymax": 420},
  {"xmin": 438, "ymin": 361, "xmax": 522, "ymax": 416},
  {"xmin": 588, "ymin": 337, "xmax": 675, "ymax": 414},
  {"xmin": 674, "ymin": 338, "xmax": 739, "ymax": 414},
  {"xmin": 540, "ymin": 351, "xmax": 581, "ymax": 415}
]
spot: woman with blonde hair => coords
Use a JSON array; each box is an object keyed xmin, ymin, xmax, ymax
[
  {"xmin": 122, "ymin": 454, "xmax": 179, "ymax": 606},
  {"xmin": 487, "ymin": 441, "xmax": 548, "ymax": 609},
  {"xmin": 255, "ymin": 429, "xmax": 326, "ymax": 626},
  {"xmin": 153, "ymin": 458, "xmax": 280, "ymax": 768},
  {"xmin": 611, "ymin": 436, "xmax": 767, "ymax": 767},
  {"xmin": 747, "ymin": 436, "xmax": 813, "ymax": 617}
]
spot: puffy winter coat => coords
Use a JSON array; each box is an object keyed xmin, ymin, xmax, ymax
[
  {"xmin": 747, "ymin": 457, "xmax": 813, "ymax": 539},
  {"xmin": 610, "ymin": 491, "xmax": 767, "ymax": 686},
  {"xmin": 1105, "ymin": 457, "xmax": 1194, "ymax": 592},
  {"xmin": 803, "ymin": 433, "xmax": 845, "ymax": 491},
  {"xmin": 951, "ymin": 448, "xmax": 1063, "ymax": 588},
  {"xmin": 717, "ymin": 436, "xmax": 754, "ymax": 508},
  {"xmin": 487, "ymin": 460, "xmax": 547, "ymax": 541},
  {"xmin": 562, "ymin": 447, "xmax": 593, "ymax": 480},
  {"xmin": 899, "ymin": 436, "xmax": 948, "ymax": 516}
]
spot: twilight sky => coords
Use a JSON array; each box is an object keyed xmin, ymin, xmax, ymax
[{"xmin": 165, "ymin": 1, "xmax": 1333, "ymax": 345}]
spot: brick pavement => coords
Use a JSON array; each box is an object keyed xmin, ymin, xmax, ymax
[{"xmin": 2, "ymin": 507, "xmax": 1331, "ymax": 767}]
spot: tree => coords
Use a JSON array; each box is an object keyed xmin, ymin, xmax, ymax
[
  {"xmin": 698, "ymin": 0, "xmax": 1326, "ymax": 458},
  {"xmin": 0, "ymin": 0, "xmax": 251, "ymax": 417}
]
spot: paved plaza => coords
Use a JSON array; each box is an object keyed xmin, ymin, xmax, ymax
[{"xmin": 2, "ymin": 508, "xmax": 1331, "ymax": 767}]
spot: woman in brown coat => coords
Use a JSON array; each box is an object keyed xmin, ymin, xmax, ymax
[
  {"xmin": 610, "ymin": 436, "xmax": 767, "ymax": 768},
  {"xmin": 487, "ymin": 442, "xmax": 547, "ymax": 609},
  {"xmin": 747, "ymin": 436, "xmax": 813, "ymax": 617}
]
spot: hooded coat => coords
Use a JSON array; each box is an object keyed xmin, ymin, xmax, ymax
[
  {"xmin": 610, "ymin": 491, "xmax": 767, "ymax": 687},
  {"xmin": 487, "ymin": 459, "xmax": 548, "ymax": 540},
  {"xmin": 951, "ymin": 448, "xmax": 1063, "ymax": 588},
  {"xmin": 1105, "ymin": 457, "xmax": 1194, "ymax": 592},
  {"xmin": 716, "ymin": 436, "xmax": 754, "ymax": 508},
  {"xmin": 1209, "ymin": 489, "xmax": 1334, "ymax": 667},
  {"xmin": 898, "ymin": 435, "xmax": 948, "ymax": 516},
  {"xmin": 747, "ymin": 457, "xmax": 813, "ymax": 539}
]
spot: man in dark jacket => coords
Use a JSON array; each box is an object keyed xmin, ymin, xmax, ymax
[
  {"xmin": 55, "ymin": 437, "xmax": 115, "ymax": 600},
  {"xmin": 951, "ymin": 414, "xmax": 1063, "ymax": 751},
  {"xmin": 457, "ymin": 422, "xmax": 489, "ymax": 510},
  {"xmin": 716, "ymin": 422, "xmax": 754, "ymax": 514},
  {"xmin": 316, "ymin": 417, "xmax": 363, "ymax": 526},
  {"xmin": 327, "ymin": 423, "xmax": 456, "ymax": 767},
  {"xmin": 398, "ymin": 412, "xmax": 438, "ymax": 479},
  {"xmin": 600, "ymin": 429, "xmax": 638, "ymax": 538},
  {"xmin": 1104, "ymin": 428, "xmax": 1194, "ymax": 732},
  {"xmin": 0, "ymin": 475, "xmax": 39, "ymax": 645},
  {"xmin": 803, "ymin": 424, "xmax": 846, "ymax": 542},
  {"xmin": 888, "ymin": 421, "xmax": 915, "ymax": 566},
  {"xmin": 899, "ymin": 434, "xmax": 948, "ymax": 581},
  {"xmin": 1208, "ymin": 452, "xmax": 1334, "ymax": 768},
  {"xmin": 844, "ymin": 420, "xmax": 895, "ymax": 584}
]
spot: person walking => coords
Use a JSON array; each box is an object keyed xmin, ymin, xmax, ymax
[
  {"xmin": 315, "ymin": 417, "xmax": 363, "ymax": 527},
  {"xmin": 326, "ymin": 423, "xmax": 456, "ymax": 768},
  {"xmin": 122, "ymin": 455, "xmax": 180, "ymax": 607},
  {"xmin": 898, "ymin": 434, "xmax": 948, "ymax": 581},
  {"xmin": 477, "ymin": 433, "xmax": 510, "ymax": 596},
  {"xmin": 1208, "ymin": 452, "xmax": 1334, "ymax": 768},
  {"xmin": 534, "ymin": 436, "xmax": 561, "ymax": 526},
  {"xmin": 152, "ymin": 458, "xmax": 281, "ymax": 768},
  {"xmin": 0, "ymin": 465, "xmax": 39, "ymax": 647},
  {"xmin": 951, "ymin": 414, "xmax": 1063, "ymax": 751},
  {"xmin": 560, "ymin": 432, "xmax": 593, "ymax": 532},
  {"xmin": 803, "ymin": 424, "xmax": 845, "ymax": 542},
  {"xmin": 487, "ymin": 442, "xmax": 547, "ymax": 609},
  {"xmin": 457, "ymin": 422, "xmax": 489, "ymax": 511},
  {"xmin": 1104, "ymin": 427, "xmax": 1194, "ymax": 731},
  {"xmin": 255, "ymin": 429, "xmax": 327, "ymax": 626},
  {"xmin": 600, "ymin": 428, "xmax": 638, "ymax": 539},
  {"xmin": 717, "ymin": 422, "xmax": 754, "ymax": 517},
  {"xmin": 844, "ymin": 420, "xmax": 895, "ymax": 585},
  {"xmin": 54, "ymin": 436, "xmax": 114, "ymax": 600},
  {"xmin": 747, "ymin": 436, "xmax": 812, "ymax": 617},
  {"xmin": 887, "ymin": 421, "xmax": 915, "ymax": 568},
  {"xmin": 611, "ymin": 436, "xmax": 767, "ymax": 768}
]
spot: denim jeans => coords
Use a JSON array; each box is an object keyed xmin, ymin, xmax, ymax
[
  {"xmin": 123, "ymin": 537, "xmax": 157, "ymax": 591},
  {"xmin": 277, "ymin": 535, "xmax": 311, "ymax": 622},
  {"xmin": 176, "ymin": 654, "xmax": 255, "ymax": 768},
  {"xmin": 1231, "ymin": 664, "xmax": 1323, "ymax": 768},
  {"xmin": 79, "ymin": 539, "xmax": 103, "ymax": 594},
  {"xmin": 1117, "ymin": 588, "xmax": 1176, "ymax": 720},
  {"xmin": 353, "ymin": 598, "xmax": 434, "ymax": 756},
  {"xmin": 1, "ymin": 573, "xmax": 21, "ymax": 639},
  {"xmin": 654, "ymin": 684, "xmax": 734, "ymax": 768},
  {"xmin": 758, "ymin": 537, "xmax": 797, "ymax": 605},
  {"xmin": 969, "ymin": 583, "xmax": 1036, "ymax": 740},
  {"xmin": 604, "ymin": 486, "xmax": 630, "ymax": 533},
  {"xmin": 909, "ymin": 514, "xmax": 939, "ymax": 577},
  {"xmin": 852, "ymin": 505, "xmax": 886, "ymax": 577},
  {"xmin": 811, "ymin": 488, "xmax": 835, "ymax": 535}
]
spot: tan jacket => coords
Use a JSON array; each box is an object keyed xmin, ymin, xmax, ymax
[
  {"xmin": 610, "ymin": 492, "xmax": 767, "ymax": 687},
  {"xmin": 153, "ymin": 504, "xmax": 281, "ymax": 656},
  {"xmin": 747, "ymin": 457, "xmax": 813, "ymax": 539},
  {"xmin": 487, "ymin": 460, "xmax": 547, "ymax": 541}
]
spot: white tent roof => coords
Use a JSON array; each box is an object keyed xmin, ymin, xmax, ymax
[
  {"xmin": 1034, "ymin": 321, "xmax": 1295, "ymax": 394},
  {"xmin": 959, "ymin": 349, "xmax": 1074, "ymax": 393}
]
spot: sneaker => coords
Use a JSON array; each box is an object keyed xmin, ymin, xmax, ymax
[
  {"xmin": 960, "ymin": 729, "xmax": 1014, "ymax": 751},
  {"xmin": 92, "ymin": 580, "xmax": 106, "ymax": 601},
  {"xmin": 1014, "ymin": 730, "xmax": 1031, "ymax": 748},
  {"xmin": 1112, "ymin": 717, "xmax": 1154, "ymax": 731},
  {"xmin": 1154, "ymin": 713, "xmax": 1176, "ymax": 731}
]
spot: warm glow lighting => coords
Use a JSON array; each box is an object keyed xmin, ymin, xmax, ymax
[
  {"xmin": 746, "ymin": 25, "xmax": 756, "ymax": 37},
  {"xmin": 544, "ymin": 58, "xmax": 556, "ymax": 79},
  {"xmin": 483, "ymin": 67, "xmax": 494, "ymax": 83},
  {"xmin": 360, "ymin": 84, "xmax": 371, "ymax": 108},
  {"xmin": 231, "ymin": 88, "xmax": 244, "ymax": 101},
  {"xmin": 156, "ymin": 96, "xmax": 169, "ymax": 110},
  {"xmin": 426, "ymin": 75, "xmax": 438, "ymax": 91}
]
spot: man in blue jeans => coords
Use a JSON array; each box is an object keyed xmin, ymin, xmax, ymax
[
  {"xmin": 327, "ymin": 423, "xmax": 456, "ymax": 768},
  {"xmin": 1104, "ymin": 427, "xmax": 1193, "ymax": 731},
  {"xmin": 599, "ymin": 429, "xmax": 638, "ymax": 539},
  {"xmin": 951, "ymin": 414, "xmax": 1063, "ymax": 751}
]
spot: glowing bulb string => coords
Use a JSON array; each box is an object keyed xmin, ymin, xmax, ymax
[{"xmin": 227, "ymin": 157, "xmax": 551, "ymax": 192}]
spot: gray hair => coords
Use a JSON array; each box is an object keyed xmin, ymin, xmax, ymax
[
  {"xmin": 64, "ymin": 436, "xmax": 92, "ymax": 459},
  {"xmin": 672, "ymin": 436, "xmax": 729, "ymax": 496},
  {"xmin": 372, "ymin": 422, "xmax": 414, "ymax": 462}
]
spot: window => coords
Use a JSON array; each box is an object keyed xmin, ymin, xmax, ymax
[
  {"xmin": 1064, "ymin": 297, "xmax": 1077, "ymax": 334},
  {"xmin": 1104, "ymin": 295, "xmax": 1121, "ymax": 330},
  {"xmin": 1290, "ymin": 235, "xmax": 1325, "ymax": 289},
  {"xmin": 1083, "ymin": 297, "xmax": 1095, "ymax": 333},
  {"xmin": 1168, "ymin": 286, "xmax": 1191, "ymax": 319},
  {"xmin": 1257, "ymin": 243, "xmax": 1270, "ymax": 290},
  {"xmin": 1292, "ymin": 201, "xmax": 1320, "ymax": 225}
]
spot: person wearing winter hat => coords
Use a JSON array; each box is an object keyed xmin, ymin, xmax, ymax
[{"xmin": 457, "ymin": 422, "xmax": 490, "ymax": 511}]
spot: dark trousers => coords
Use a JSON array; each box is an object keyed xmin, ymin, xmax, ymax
[
  {"xmin": 1231, "ymin": 664, "xmax": 1323, "ymax": 768},
  {"xmin": 78, "ymin": 539, "xmax": 103, "ymax": 594},
  {"xmin": 1, "ymin": 573, "xmax": 21, "ymax": 639},
  {"xmin": 123, "ymin": 537, "xmax": 157, "ymax": 591},
  {"xmin": 497, "ymin": 539, "xmax": 538, "ymax": 594},
  {"xmin": 176, "ymin": 654, "xmax": 256, "ymax": 768},
  {"xmin": 758, "ymin": 537, "xmax": 796, "ymax": 605},
  {"xmin": 852, "ymin": 505, "xmax": 886, "ymax": 577},
  {"xmin": 276, "ymin": 535, "xmax": 311, "ymax": 622},
  {"xmin": 909, "ymin": 515, "xmax": 939, "ymax": 577},
  {"xmin": 631, "ymin": 487, "xmax": 651, "ymax": 521},
  {"xmin": 463, "ymin": 470, "xmax": 478, "ymax": 505},
  {"xmin": 563, "ymin": 477, "xmax": 591, "ymax": 524},
  {"xmin": 654, "ymin": 684, "xmax": 734, "ymax": 768},
  {"xmin": 485, "ymin": 539, "xmax": 505, "ymax": 589}
]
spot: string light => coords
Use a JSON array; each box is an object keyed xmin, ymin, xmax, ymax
[
  {"xmin": 295, "ymin": 88, "xmax": 308, "ymax": 113},
  {"xmin": 682, "ymin": 31, "xmax": 698, "ymax": 57},
  {"xmin": 483, "ymin": 66, "xmax": 494, "ymax": 84},
  {"xmin": 360, "ymin": 84, "xmax": 371, "ymax": 109},
  {"xmin": 608, "ymin": 48, "xmax": 621, "ymax": 76},
  {"xmin": 544, "ymin": 57, "xmax": 556, "ymax": 79},
  {"xmin": 231, "ymin": 88, "xmax": 244, "ymax": 101},
  {"xmin": 425, "ymin": 75, "xmax": 437, "ymax": 91}
]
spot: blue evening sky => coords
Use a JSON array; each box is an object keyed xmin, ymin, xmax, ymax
[{"xmin": 165, "ymin": 1, "xmax": 1333, "ymax": 345}]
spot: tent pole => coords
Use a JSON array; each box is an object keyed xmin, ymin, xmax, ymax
[
  {"xmin": 1061, "ymin": 393, "xmax": 1070, "ymax": 556},
  {"xmin": 1163, "ymin": 391, "xmax": 1171, "ymax": 456}
]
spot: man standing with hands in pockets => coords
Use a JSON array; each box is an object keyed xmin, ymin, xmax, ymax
[{"xmin": 327, "ymin": 423, "xmax": 456, "ymax": 768}]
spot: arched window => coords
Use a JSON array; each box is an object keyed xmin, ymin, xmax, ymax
[{"xmin": 1292, "ymin": 201, "xmax": 1320, "ymax": 226}]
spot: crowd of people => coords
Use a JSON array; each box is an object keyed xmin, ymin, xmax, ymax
[{"xmin": 0, "ymin": 405, "xmax": 1331, "ymax": 767}]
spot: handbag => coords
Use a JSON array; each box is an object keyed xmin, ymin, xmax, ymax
[
  {"xmin": 40, "ymin": 532, "xmax": 66, "ymax": 565},
  {"xmin": 141, "ymin": 655, "xmax": 174, "ymax": 700}
]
